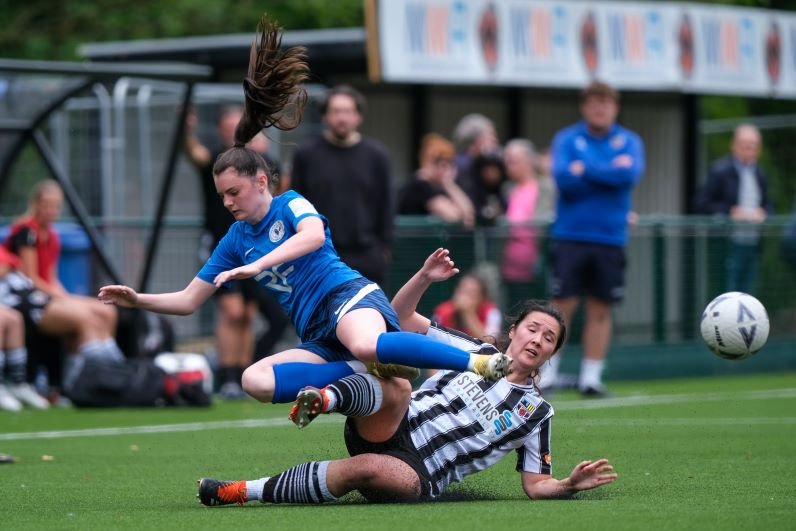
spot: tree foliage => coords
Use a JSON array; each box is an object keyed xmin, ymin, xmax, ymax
[{"xmin": 0, "ymin": 0, "xmax": 364, "ymax": 60}]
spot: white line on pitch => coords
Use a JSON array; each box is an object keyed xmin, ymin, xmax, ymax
[{"xmin": 1, "ymin": 387, "xmax": 794, "ymax": 442}]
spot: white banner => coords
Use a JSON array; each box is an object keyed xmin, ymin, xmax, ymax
[{"xmin": 371, "ymin": 0, "xmax": 796, "ymax": 99}]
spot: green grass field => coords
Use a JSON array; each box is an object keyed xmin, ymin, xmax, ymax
[{"xmin": 2, "ymin": 373, "xmax": 795, "ymax": 531}]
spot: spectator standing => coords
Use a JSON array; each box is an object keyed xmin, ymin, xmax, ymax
[
  {"xmin": 695, "ymin": 124, "xmax": 771, "ymax": 293},
  {"xmin": 541, "ymin": 81, "xmax": 645, "ymax": 397},
  {"xmin": 501, "ymin": 139, "xmax": 544, "ymax": 308},
  {"xmin": 185, "ymin": 106, "xmax": 290, "ymax": 399},
  {"xmin": 398, "ymin": 133, "xmax": 475, "ymax": 228},
  {"xmin": 291, "ymin": 85, "xmax": 394, "ymax": 287}
]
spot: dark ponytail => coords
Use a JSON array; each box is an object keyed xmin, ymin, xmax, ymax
[{"xmin": 214, "ymin": 15, "xmax": 309, "ymax": 181}]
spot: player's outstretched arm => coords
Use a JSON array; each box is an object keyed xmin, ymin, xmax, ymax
[
  {"xmin": 521, "ymin": 458, "xmax": 617, "ymax": 500},
  {"xmin": 391, "ymin": 248, "xmax": 459, "ymax": 333},
  {"xmin": 98, "ymin": 277, "xmax": 216, "ymax": 316}
]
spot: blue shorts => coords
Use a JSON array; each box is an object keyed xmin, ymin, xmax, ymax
[
  {"xmin": 549, "ymin": 240, "xmax": 626, "ymax": 303},
  {"xmin": 298, "ymin": 277, "xmax": 401, "ymax": 362}
]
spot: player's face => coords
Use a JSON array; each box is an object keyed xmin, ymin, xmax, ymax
[
  {"xmin": 580, "ymin": 95, "xmax": 618, "ymax": 134},
  {"xmin": 323, "ymin": 94, "xmax": 362, "ymax": 141},
  {"xmin": 506, "ymin": 311, "xmax": 561, "ymax": 372},
  {"xmin": 215, "ymin": 169, "xmax": 268, "ymax": 223}
]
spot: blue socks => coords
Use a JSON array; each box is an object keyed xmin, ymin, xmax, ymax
[
  {"xmin": 376, "ymin": 331, "xmax": 470, "ymax": 371},
  {"xmin": 272, "ymin": 361, "xmax": 358, "ymax": 403}
]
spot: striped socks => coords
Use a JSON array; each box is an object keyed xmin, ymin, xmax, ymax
[
  {"xmin": 261, "ymin": 461, "xmax": 336, "ymax": 504},
  {"xmin": 325, "ymin": 373, "xmax": 383, "ymax": 417}
]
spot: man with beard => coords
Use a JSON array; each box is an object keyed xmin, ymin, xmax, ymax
[{"xmin": 291, "ymin": 85, "xmax": 395, "ymax": 288}]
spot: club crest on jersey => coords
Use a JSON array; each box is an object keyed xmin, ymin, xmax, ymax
[
  {"xmin": 514, "ymin": 399, "xmax": 535, "ymax": 419},
  {"xmin": 269, "ymin": 220, "xmax": 286, "ymax": 243},
  {"xmin": 610, "ymin": 134, "xmax": 626, "ymax": 150}
]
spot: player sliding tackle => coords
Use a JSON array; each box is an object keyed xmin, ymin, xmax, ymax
[
  {"xmin": 198, "ymin": 249, "xmax": 617, "ymax": 504},
  {"xmin": 98, "ymin": 17, "xmax": 511, "ymax": 406}
]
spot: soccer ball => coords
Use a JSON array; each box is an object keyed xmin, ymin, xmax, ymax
[{"xmin": 700, "ymin": 292, "xmax": 769, "ymax": 360}]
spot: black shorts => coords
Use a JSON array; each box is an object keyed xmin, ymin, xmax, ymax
[
  {"xmin": 344, "ymin": 415, "xmax": 433, "ymax": 498},
  {"xmin": 0, "ymin": 271, "xmax": 51, "ymax": 328},
  {"xmin": 549, "ymin": 240, "xmax": 626, "ymax": 303}
]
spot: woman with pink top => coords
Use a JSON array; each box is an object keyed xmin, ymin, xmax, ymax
[{"xmin": 502, "ymin": 139, "xmax": 545, "ymax": 309}]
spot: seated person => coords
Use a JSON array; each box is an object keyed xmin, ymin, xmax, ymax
[
  {"xmin": 0, "ymin": 246, "xmax": 203, "ymax": 408},
  {"xmin": 4, "ymin": 180, "xmax": 118, "ymax": 401},
  {"xmin": 432, "ymin": 271, "xmax": 501, "ymax": 340},
  {"xmin": 0, "ymin": 304, "xmax": 50, "ymax": 411}
]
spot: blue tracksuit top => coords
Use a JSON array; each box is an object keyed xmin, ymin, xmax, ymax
[{"xmin": 551, "ymin": 120, "xmax": 645, "ymax": 247}]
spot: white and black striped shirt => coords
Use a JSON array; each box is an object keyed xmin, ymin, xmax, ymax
[{"xmin": 411, "ymin": 323, "xmax": 554, "ymax": 498}]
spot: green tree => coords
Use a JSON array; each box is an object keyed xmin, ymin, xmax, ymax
[{"xmin": 0, "ymin": 0, "xmax": 364, "ymax": 60}]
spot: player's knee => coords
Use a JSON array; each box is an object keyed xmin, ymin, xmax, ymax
[
  {"xmin": 241, "ymin": 364, "xmax": 274, "ymax": 402},
  {"xmin": 382, "ymin": 377, "xmax": 412, "ymax": 402},
  {"xmin": 346, "ymin": 339, "xmax": 378, "ymax": 363}
]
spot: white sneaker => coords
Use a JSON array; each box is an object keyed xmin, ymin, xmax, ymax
[
  {"xmin": 9, "ymin": 383, "xmax": 50, "ymax": 409},
  {"xmin": 0, "ymin": 384, "xmax": 23, "ymax": 412}
]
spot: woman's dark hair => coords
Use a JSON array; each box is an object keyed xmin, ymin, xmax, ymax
[{"xmin": 213, "ymin": 15, "xmax": 309, "ymax": 182}]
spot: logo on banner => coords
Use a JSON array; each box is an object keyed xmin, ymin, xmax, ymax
[
  {"xmin": 766, "ymin": 21, "xmax": 781, "ymax": 85},
  {"xmin": 581, "ymin": 11, "xmax": 599, "ymax": 75},
  {"xmin": 479, "ymin": 2, "xmax": 499, "ymax": 72},
  {"xmin": 678, "ymin": 14, "xmax": 695, "ymax": 78}
]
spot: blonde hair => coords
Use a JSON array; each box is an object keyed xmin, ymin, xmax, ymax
[{"xmin": 27, "ymin": 179, "xmax": 63, "ymax": 216}]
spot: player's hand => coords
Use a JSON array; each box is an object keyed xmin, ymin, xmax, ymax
[
  {"xmin": 98, "ymin": 285, "xmax": 139, "ymax": 308},
  {"xmin": 567, "ymin": 459, "xmax": 617, "ymax": 492},
  {"xmin": 214, "ymin": 265, "xmax": 260, "ymax": 286},
  {"xmin": 421, "ymin": 248, "xmax": 460, "ymax": 283}
]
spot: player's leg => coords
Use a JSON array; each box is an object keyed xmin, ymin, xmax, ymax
[
  {"xmin": 198, "ymin": 454, "xmax": 421, "ymax": 506},
  {"xmin": 241, "ymin": 347, "xmax": 367, "ymax": 404},
  {"xmin": 338, "ymin": 307, "xmax": 510, "ymax": 380},
  {"xmin": 290, "ymin": 372, "xmax": 410, "ymax": 434}
]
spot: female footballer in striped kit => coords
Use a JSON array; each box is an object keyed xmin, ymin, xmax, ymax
[{"xmin": 198, "ymin": 249, "xmax": 616, "ymax": 505}]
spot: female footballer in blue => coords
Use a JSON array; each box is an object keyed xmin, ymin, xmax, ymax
[{"xmin": 98, "ymin": 16, "xmax": 510, "ymax": 404}]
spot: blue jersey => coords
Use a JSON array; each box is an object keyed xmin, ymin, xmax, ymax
[
  {"xmin": 197, "ymin": 190, "xmax": 361, "ymax": 338},
  {"xmin": 551, "ymin": 121, "xmax": 645, "ymax": 246}
]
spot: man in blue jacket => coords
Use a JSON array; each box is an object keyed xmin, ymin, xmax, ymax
[
  {"xmin": 696, "ymin": 124, "xmax": 771, "ymax": 293},
  {"xmin": 540, "ymin": 81, "xmax": 645, "ymax": 397}
]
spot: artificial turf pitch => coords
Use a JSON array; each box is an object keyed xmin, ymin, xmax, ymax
[{"xmin": 1, "ymin": 372, "xmax": 794, "ymax": 530}]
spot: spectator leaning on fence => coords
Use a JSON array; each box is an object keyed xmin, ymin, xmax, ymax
[{"xmin": 695, "ymin": 123, "xmax": 771, "ymax": 294}]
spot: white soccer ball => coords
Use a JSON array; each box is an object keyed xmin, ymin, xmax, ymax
[{"xmin": 700, "ymin": 292, "xmax": 769, "ymax": 360}]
